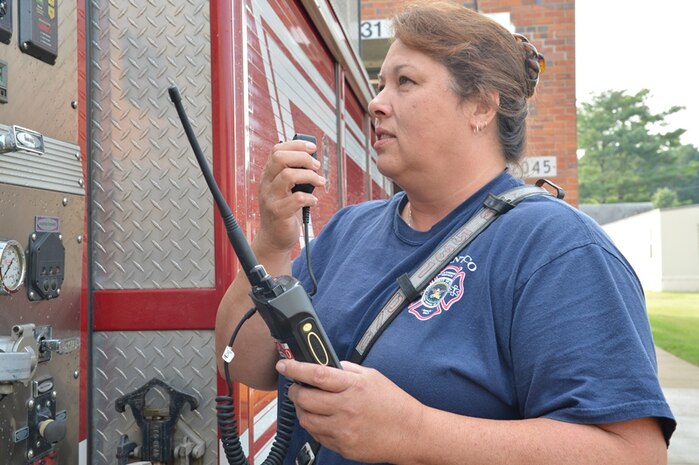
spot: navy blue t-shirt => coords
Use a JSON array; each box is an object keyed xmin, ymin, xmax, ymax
[{"xmin": 282, "ymin": 172, "xmax": 675, "ymax": 465}]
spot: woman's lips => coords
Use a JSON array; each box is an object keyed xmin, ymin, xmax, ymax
[{"xmin": 374, "ymin": 129, "xmax": 395, "ymax": 150}]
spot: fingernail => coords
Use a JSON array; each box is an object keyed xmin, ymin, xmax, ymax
[
  {"xmin": 318, "ymin": 176, "xmax": 326, "ymax": 185},
  {"xmin": 306, "ymin": 142, "xmax": 317, "ymax": 151}
]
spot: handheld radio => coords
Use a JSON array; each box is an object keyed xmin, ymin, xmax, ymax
[
  {"xmin": 290, "ymin": 133, "xmax": 317, "ymax": 195},
  {"xmin": 168, "ymin": 86, "xmax": 340, "ymax": 369}
]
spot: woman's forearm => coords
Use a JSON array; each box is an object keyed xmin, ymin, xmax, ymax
[
  {"xmin": 214, "ymin": 235, "xmax": 294, "ymax": 390},
  {"xmin": 396, "ymin": 408, "xmax": 666, "ymax": 465}
]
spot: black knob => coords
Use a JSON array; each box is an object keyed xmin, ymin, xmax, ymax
[{"xmin": 39, "ymin": 418, "xmax": 67, "ymax": 443}]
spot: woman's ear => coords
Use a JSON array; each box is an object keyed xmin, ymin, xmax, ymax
[{"xmin": 468, "ymin": 90, "xmax": 500, "ymax": 133}]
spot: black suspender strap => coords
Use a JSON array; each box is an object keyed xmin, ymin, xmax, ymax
[
  {"xmin": 349, "ymin": 183, "xmax": 559, "ymax": 364},
  {"xmin": 295, "ymin": 181, "xmax": 563, "ymax": 465}
]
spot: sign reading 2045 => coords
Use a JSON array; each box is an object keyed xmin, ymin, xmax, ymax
[{"xmin": 522, "ymin": 156, "xmax": 557, "ymax": 178}]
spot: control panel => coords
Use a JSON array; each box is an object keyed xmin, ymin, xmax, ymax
[
  {"xmin": 1, "ymin": 0, "xmax": 81, "ymax": 462},
  {"xmin": 0, "ymin": 123, "xmax": 84, "ymax": 465},
  {"xmin": 26, "ymin": 231, "xmax": 65, "ymax": 301}
]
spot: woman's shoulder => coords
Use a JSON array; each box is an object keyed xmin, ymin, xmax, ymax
[
  {"xmin": 492, "ymin": 191, "xmax": 629, "ymax": 266},
  {"xmin": 505, "ymin": 194, "xmax": 603, "ymax": 239}
]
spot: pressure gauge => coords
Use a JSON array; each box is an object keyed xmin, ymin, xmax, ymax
[{"xmin": 0, "ymin": 239, "xmax": 27, "ymax": 294}]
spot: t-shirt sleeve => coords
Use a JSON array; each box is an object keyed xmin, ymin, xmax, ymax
[{"xmin": 510, "ymin": 243, "xmax": 676, "ymax": 442}]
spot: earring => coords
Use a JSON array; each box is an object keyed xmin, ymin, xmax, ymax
[{"xmin": 473, "ymin": 124, "xmax": 481, "ymax": 134}]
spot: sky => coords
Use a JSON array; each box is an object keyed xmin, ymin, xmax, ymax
[{"xmin": 576, "ymin": 0, "xmax": 699, "ymax": 148}]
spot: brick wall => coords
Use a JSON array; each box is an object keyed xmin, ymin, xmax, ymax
[{"xmin": 360, "ymin": 0, "xmax": 578, "ymax": 205}]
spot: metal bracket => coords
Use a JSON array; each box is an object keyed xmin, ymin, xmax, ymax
[
  {"xmin": 174, "ymin": 420, "xmax": 206, "ymax": 465},
  {"xmin": 115, "ymin": 378, "xmax": 198, "ymax": 465}
]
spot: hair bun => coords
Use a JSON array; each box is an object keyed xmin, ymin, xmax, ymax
[{"xmin": 513, "ymin": 33, "xmax": 545, "ymax": 98}]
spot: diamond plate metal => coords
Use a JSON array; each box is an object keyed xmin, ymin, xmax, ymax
[
  {"xmin": 91, "ymin": 330, "xmax": 217, "ymax": 465},
  {"xmin": 88, "ymin": 0, "xmax": 214, "ymax": 289}
]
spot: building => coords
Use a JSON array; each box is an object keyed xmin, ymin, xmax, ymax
[
  {"xmin": 580, "ymin": 202, "xmax": 655, "ymax": 225},
  {"xmin": 359, "ymin": 0, "xmax": 579, "ymax": 204},
  {"xmin": 602, "ymin": 205, "xmax": 699, "ymax": 292}
]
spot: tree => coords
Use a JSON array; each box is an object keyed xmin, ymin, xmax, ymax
[
  {"xmin": 577, "ymin": 89, "xmax": 699, "ymax": 204},
  {"xmin": 651, "ymin": 187, "xmax": 680, "ymax": 208},
  {"xmin": 672, "ymin": 143, "xmax": 699, "ymax": 204}
]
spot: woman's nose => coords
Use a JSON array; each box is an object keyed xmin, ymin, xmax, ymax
[{"xmin": 368, "ymin": 91, "xmax": 388, "ymax": 120}]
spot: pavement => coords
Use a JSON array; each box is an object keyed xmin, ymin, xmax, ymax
[{"xmin": 657, "ymin": 348, "xmax": 699, "ymax": 464}]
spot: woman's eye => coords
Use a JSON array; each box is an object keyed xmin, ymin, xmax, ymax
[{"xmin": 398, "ymin": 76, "xmax": 413, "ymax": 86}]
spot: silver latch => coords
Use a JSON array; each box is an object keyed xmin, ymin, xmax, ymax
[
  {"xmin": 0, "ymin": 125, "xmax": 45, "ymax": 155},
  {"xmin": 40, "ymin": 337, "xmax": 80, "ymax": 355}
]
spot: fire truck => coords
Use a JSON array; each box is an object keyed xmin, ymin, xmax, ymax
[{"xmin": 0, "ymin": 1, "xmax": 390, "ymax": 464}]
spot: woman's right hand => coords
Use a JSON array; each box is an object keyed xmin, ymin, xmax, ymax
[
  {"xmin": 255, "ymin": 138, "xmax": 325, "ymax": 254},
  {"xmin": 215, "ymin": 138, "xmax": 324, "ymax": 388}
]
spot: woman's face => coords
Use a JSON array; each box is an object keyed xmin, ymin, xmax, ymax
[{"xmin": 369, "ymin": 40, "xmax": 473, "ymax": 184}]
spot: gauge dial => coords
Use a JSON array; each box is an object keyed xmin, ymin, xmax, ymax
[{"xmin": 0, "ymin": 240, "xmax": 27, "ymax": 295}]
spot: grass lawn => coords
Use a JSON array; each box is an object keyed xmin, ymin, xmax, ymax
[{"xmin": 645, "ymin": 292, "xmax": 699, "ymax": 367}]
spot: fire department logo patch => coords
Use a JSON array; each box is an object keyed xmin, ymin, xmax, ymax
[{"xmin": 408, "ymin": 265, "xmax": 466, "ymax": 321}]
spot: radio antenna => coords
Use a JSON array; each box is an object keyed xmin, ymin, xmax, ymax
[{"xmin": 168, "ymin": 86, "xmax": 269, "ymax": 289}]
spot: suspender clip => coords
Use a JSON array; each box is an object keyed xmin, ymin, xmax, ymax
[
  {"xmin": 295, "ymin": 441, "xmax": 317, "ymax": 465},
  {"xmin": 483, "ymin": 193, "xmax": 516, "ymax": 214},
  {"xmin": 535, "ymin": 178, "xmax": 565, "ymax": 199},
  {"xmin": 397, "ymin": 273, "xmax": 420, "ymax": 302}
]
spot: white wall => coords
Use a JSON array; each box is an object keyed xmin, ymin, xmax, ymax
[
  {"xmin": 602, "ymin": 205, "xmax": 699, "ymax": 292},
  {"xmin": 659, "ymin": 205, "xmax": 699, "ymax": 291},
  {"xmin": 604, "ymin": 210, "xmax": 663, "ymax": 291}
]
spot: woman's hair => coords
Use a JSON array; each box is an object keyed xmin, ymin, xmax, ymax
[{"xmin": 392, "ymin": 1, "xmax": 545, "ymax": 163}]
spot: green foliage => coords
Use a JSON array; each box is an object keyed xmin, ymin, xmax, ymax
[
  {"xmin": 673, "ymin": 144, "xmax": 699, "ymax": 203},
  {"xmin": 577, "ymin": 89, "xmax": 699, "ymax": 204},
  {"xmin": 651, "ymin": 187, "xmax": 680, "ymax": 208},
  {"xmin": 646, "ymin": 292, "xmax": 699, "ymax": 366}
]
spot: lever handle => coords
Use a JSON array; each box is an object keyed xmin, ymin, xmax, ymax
[{"xmin": 40, "ymin": 336, "xmax": 80, "ymax": 355}]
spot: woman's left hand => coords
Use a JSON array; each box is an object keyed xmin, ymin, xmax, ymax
[{"xmin": 278, "ymin": 359, "xmax": 424, "ymax": 463}]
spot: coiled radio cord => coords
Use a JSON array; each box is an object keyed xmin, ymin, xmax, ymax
[
  {"xmin": 216, "ymin": 173, "xmax": 321, "ymax": 465},
  {"xmin": 216, "ymin": 307, "xmax": 297, "ymax": 465}
]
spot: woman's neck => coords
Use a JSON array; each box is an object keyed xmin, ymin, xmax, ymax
[{"xmin": 403, "ymin": 161, "xmax": 506, "ymax": 231}]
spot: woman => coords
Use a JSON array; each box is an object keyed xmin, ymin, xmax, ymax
[{"xmin": 215, "ymin": 2, "xmax": 675, "ymax": 464}]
